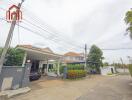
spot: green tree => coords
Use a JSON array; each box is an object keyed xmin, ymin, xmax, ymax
[
  {"xmin": 87, "ymin": 45, "xmax": 104, "ymax": 73},
  {"xmin": 103, "ymin": 62, "xmax": 109, "ymax": 66},
  {"xmin": 125, "ymin": 9, "xmax": 132, "ymax": 39},
  {"xmin": 0, "ymin": 48, "xmax": 24, "ymax": 66}
]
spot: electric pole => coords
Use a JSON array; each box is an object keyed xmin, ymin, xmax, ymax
[
  {"xmin": 0, "ymin": 0, "xmax": 25, "ymax": 73},
  {"xmin": 120, "ymin": 58, "xmax": 125, "ymax": 73},
  {"xmin": 84, "ymin": 44, "xmax": 87, "ymax": 69},
  {"xmin": 127, "ymin": 56, "xmax": 132, "ymax": 65}
]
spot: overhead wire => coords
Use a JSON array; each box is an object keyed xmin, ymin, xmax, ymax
[
  {"xmin": 1, "ymin": 17, "xmax": 132, "ymax": 51},
  {"xmin": 0, "ymin": 17, "xmax": 80, "ymax": 52},
  {"xmin": 0, "ymin": 2, "xmax": 84, "ymax": 52},
  {"xmin": 8, "ymin": 0, "xmax": 85, "ymax": 50},
  {"xmin": 2, "ymin": 0, "xmax": 132, "ymax": 51}
]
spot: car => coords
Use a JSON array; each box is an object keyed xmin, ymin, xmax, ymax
[{"xmin": 29, "ymin": 72, "xmax": 41, "ymax": 81}]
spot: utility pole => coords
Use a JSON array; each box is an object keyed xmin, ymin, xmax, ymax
[
  {"xmin": 0, "ymin": 0, "xmax": 25, "ymax": 73},
  {"xmin": 127, "ymin": 56, "xmax": 132, "ymax": 64},
  {"xmin": 84, "ymin": 44, "xmax": 87, "ymax": 69},
  {"xmin": 120, "ymin": 58, "xmax": 125, "ymax": 73}
]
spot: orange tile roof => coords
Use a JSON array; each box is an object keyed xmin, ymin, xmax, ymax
[{"xmin": 64, "ymin": 52, "xmax": 83, "ymax": 57}]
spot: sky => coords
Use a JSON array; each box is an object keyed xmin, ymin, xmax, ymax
[{"xmin": 0, "ymin": 0, "xmax": 132, "ymax": 64}]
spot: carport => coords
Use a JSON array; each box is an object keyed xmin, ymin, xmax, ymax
[{"xmin": 16, "ymin": 45, "xmax": 62, "ymax": 77}]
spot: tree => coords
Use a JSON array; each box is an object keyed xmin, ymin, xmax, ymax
[
  {"xmin": 103, "ymin": 62, "xmax": 109, "ymax": 66},
  {"xmin": 0, "ymin": 48, "xmax": 24, "ymax": 66},
  {"xmin": 124, "ymin": 9, "xmax": 132, "ymax": 39},
  {"xmin": 87, "ymin": 45, "xmax": 104, "ymax": 73}
]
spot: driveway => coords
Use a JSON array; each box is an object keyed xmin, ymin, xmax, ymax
[
  {"xmin": 77, "ymin": 75, "xmax": 132, "ymax": 100},
  {"xmin": 9, "ymin": 75, "xmax": 132, "ymax": 100}
]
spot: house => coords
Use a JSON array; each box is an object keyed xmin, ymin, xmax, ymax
[
  {"xmin": 62, "ymin": 52, "xmax": 85, "ymax": 64},
  {"xmin": 100, "ymin": 66, "xmax": 116, "ymax": 75},
  {"xmin": 0, "ymin": 45, "xmax": 62, "ymax": 91},
  {"xmin": 17, "ymin": 45, "xmax": 62, "ymax": 77}
]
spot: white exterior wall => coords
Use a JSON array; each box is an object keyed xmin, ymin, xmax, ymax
[
  {"xmin": 39, "ymin": 60, "xmax": 58, "ymax": 77},
  {"xmin": 63, "ymin": 56, "xmax": 84, "ymax": 62},
  {"xmin": 100, "ymin": 66, "xmax": 116, "ymax": 75}
]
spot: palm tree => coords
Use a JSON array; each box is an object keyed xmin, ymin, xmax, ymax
[{"xmin": 125, "ymin": 9, "xmax": 132, "ymax": 39}]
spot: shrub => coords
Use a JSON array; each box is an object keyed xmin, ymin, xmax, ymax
[
  {"xmin": 67, "ymin": 70, "xmax": 86, "ymax": 79},
  {"xmin": 107, "ymin": 72, "xmax": 113, "ymax": 75}
]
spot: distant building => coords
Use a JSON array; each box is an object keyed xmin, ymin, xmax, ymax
[{"xmin": 62, "ymin": 52, "xmax": 85, "ymax": 64}]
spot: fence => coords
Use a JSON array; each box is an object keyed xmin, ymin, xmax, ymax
[{"xmin": 0, "ymin": 63, "xmax": 31, "ymax": 91}]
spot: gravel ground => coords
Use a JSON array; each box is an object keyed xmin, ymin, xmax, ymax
[{"xmin": 9, "ymin": 75, "xmax": 132, "ymax": 100}]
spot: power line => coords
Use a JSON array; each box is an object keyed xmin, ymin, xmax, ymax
[
  {"xmin": 102, "ymin": 48, "xmax": 132, "ymax": 50},
  {"xmin": 1, "ymin": 17, "xmax": 132, "ymax": 51},
  {"xmin": 22, "ymin": 16, "xmax": 84, "ymax": 49},
  {"xmin": 0, "ymin": 18, "xmax": 82, "ymax": 50},
  {"xmin": 8, "ymin": 0, "xmax": 84, "ymax": 49},
  {"xmin": 1, "ymin": 18, "xmax": 82, "ymax": 51},
  {"xmin": 0, "ymin": 5, "xmax": 84, "ymax": 51},
  {"xmin": 1, "ymin": 1, "xmax": 132, "ymax": 51},
  {"xmin": 0, "ymin": 3, "xmax": 84, "ymax": 51},
  {"xmin": 0, "ymin": 18, "xmax": 73, "ymax": 51}
]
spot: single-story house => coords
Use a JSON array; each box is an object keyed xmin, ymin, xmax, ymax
[
  {"xmin": 0, "ymin": 45, "xmax": 62, "ymax": 91},
  {"xmin": 17, "ymin": 45, "xmax": 62, "ymax": 77}
]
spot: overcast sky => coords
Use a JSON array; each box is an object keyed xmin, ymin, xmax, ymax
[{"xmin": 0, "ymin": 0, "xmax": 132, "ymax": 63}]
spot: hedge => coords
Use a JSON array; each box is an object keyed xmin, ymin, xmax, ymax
[
  {"xmin": 67, "ymin": 70, "xmax": 86, "ymax": 79},
  {"xmin": 67, "ymin": 64, "xmax": 84, "ymax": 70},
  {"xmin": 59, "ymin": 64, "xmax": 84, "ymax": 74}
]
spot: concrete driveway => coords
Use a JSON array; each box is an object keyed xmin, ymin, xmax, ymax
[
  {"xmin": 9, "ymin": 75, "xmax": 132, "ymax": 100},
  {"xmin": 77, "ymin": 75, "xmax": 132, "ymax": 100}
]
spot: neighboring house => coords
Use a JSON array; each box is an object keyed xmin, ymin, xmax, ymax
[
  {"xmin": 100, "ymin": 66, "xmax": 116, "ymax": 75},
  {"xmin": 63, "ymin": 52, "xmax": 85, "ymax": 64}
]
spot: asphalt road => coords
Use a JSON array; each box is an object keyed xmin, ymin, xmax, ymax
[{"xmin": 77, "ymin": 75, "xmax": 132, "ymax": 100}]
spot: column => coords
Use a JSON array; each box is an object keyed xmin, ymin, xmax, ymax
[
  {"xmin": 46, "ymin": 59, "xmax": 49, "ymax": 75},
  {"xmin": 57, "ymin": 59, "xmax": 60, "ymax": 76},
  {"xmin": 22, "ymin": 52, "xmax": 27, "ymax": 67}
]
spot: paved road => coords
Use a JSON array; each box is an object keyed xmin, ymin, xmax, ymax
[
  {"xmin": 9, "ymin": 75, "xmax": 132, "ymax": 100},
  {"xmin": 77, "ymin": 75, "xmax": 132, "ymax": 100}
]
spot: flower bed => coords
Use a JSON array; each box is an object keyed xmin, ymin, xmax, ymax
[{"xmin": 67, "ymin": 70, "xmax": 87, "ymax": 79}]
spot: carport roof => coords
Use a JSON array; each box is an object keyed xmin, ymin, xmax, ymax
[{"xmin": 16, "ymin": 45, "xmax": 62, "ymax": 60}]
